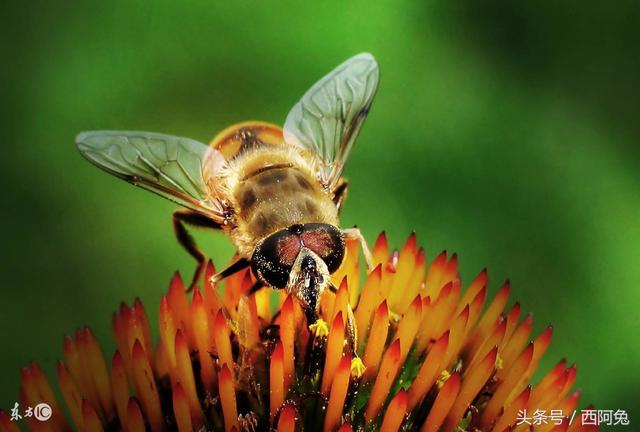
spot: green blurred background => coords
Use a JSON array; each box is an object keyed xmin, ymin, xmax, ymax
[{"xmin": 2, "ymin": 0, "xmax": 639, "ymax": 425}]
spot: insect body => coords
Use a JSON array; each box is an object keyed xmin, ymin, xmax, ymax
[{"xmin": 76, "ymin": 53, "xmax": 379, "ymax": 331}]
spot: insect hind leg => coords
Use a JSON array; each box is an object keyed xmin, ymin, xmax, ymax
[{"xmin": 173, "ymin": 210, "xmax": 223, "ymax": 291}]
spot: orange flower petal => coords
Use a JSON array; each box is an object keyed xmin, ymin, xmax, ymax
[
  {"xmin": 442, "ymin": 304, "xmax": 469, "ymax": 368},
  {"xmin": 167, "ymin": 273, "xmax": 193, "ymax": 346},
  {"xmin": 213, "ymin": 309, "xmax": 234, "ymax": 375},
  {"xmin": 324, "ymin": 353, "xmax": 352, "ymax": 432},
  {"xmin": 421, "ymin": 372, "xmax": 461, "ymax": 432},
  {"xmin": 423, "ymin": 250, "xmax": 448, "ymax": 299},
  {"xmin": 362, "ymin": 300, "xmax": 390, "ymax": 380},
  {"xmin": 0, "ymin": 410, "xmax": 20, "ymax": 432},
  {"xmin": 174, "ymin": 329, "xmax": 204, "ymax": 428},
  {"xmin": 81, "ymin": 399, "xmax": 104, "ymax": 432},
  {"xmin": 365, "ymin": 338, "xmax": 402, "ymax": 422},
  {"xmin": 497, "ymin": 313, "xmax": 533, "ymax": 380},
  {"xmin": 270, "ymin": 341, "xmax": 285, "ymax": 422},
  {"xmin": 408, "ymin": 330, "xmax": 450, "ymax": 410},
  {"xmin": 444, "ymin": 346, "xmax": 497, "ymax": 431},
  {"xmin": 321, "ymin": 312, "xmax": 346, "ymax": 395},
  {"xmin": 280, "ymin": 295, "xmax": 295, "ymax": 392},
  {"xmin": 109, "ymin": 351, "xmax": 129, "ymax": 430},
  {"xmin": 380, "ymin": 389, "xmax": 408, "ymax": 432},
  {"xmin": 481, "ymin": 342, "xmax": 534, "ymax": 428},
  {"xmin": 395, "ymin": 294, "xmax": 423, "ymax": 361},
  {"xmin": 172, "ymin": 382, "xmax": 193, "ymax": 432},
  {"xmin": 219, "ymin": 364, "xmax": 239, "ymax": 432},
  {"xmin": 159, "ymin": 296, "xmax": 177, "ymax": 368},
  {"xmin": 490, "ymin": 386, "xmax": 531, "ymax": 432},
  {"xmin": 56, "ymin": 361, "xmax": 84, "ymax": 429},
  {"xmin": 125, "ymin": 398, "xmax": 146, "ymax": 432},
  {"xmin": 276, "ymin": 404, "xmax": 297, "ymax": 432},
  {"xmin": 191, "ymin": 286, "xmax": 217, "ymax": 392},
  {"xmin": 131, "ymin": 340, "xmax": 164, "ymax": 431},
  {"xmin": 354, "ymin": 264, "xmax": 383, "ymax": 346}
]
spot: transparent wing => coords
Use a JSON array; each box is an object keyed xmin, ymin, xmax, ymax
[
  {"xmin": 283, "ymin": 52, "xmax": 379, "ymax": 190},
  {"xmin": 76, "ymin": 130, "xmax": 227, "ymax": 221}
]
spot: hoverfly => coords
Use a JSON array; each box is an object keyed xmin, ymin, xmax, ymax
[{"xmin": 76, "ymin": 53, "xmax": 379, "ymax": 337}]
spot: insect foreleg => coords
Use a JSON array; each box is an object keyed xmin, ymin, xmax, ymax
[
  {"xmin": 327, "ymin": 282, "xmax": 338, "ymax": 294},
  {"xmin": 173, "ymin": 210, "xmax": 223, "ymax": 291},
  {"xmin": 248, "ymin": 280, "xmax": 265, "ymax": 296},
  {"xmin": 342, "ymin": 226, "xmax": 374, "ymax": 272},
  {"xmin": 209, "ymin": 257, "xmax": 251, "ymax": 285}
]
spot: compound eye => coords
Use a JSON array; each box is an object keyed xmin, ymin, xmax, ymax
[
  {"xmin": 300, "ymin": 224, "xmax": 345, "ymax": 273},
  {"xmin": 251, "ymin": 230, "xmax": 301, "ymax": 289}
]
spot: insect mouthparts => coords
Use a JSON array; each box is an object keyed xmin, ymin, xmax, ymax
[{"xmin": 301, "ymin": 255, "xmax": 316, "ymax": 271}]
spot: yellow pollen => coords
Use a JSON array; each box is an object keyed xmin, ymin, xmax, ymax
[
  {"xmin": 309, "ymin": 318, "xmax": 329, "ymax": 337},
  {"xmin": 228, "ymin": 318, "xmax": 240, "ymax": 336},
  {"xmin": 389, "ymin": 310, "xmax": 402, "ymax": 323},
  {"xmin": 350, "ymin": 357, "xmax": 366, "ymax": 378},
  {"xmin": 436, "ymin": 369, "xmax": 451, "ymax": 389},
  {"xmin": 495, "ymin": 353, "xmax": 504, "ymax": 370}
]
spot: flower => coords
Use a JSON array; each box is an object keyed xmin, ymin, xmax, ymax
[{"xmin": 1, "ymin": 233, "xmax": 598, "ymax": 432}]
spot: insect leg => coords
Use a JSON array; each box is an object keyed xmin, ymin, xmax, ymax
[
  {"xmin": 173, "ymin": 210, "xmax": 223, "ymax": 290},
  {"xmin": 209, "ymin": 257, "xmax": 251, "ymax": 285},
  {"xmin": 248, "ymin": 280, "xmax": 265, "ymax": 296},
  {"xmin": 327, "ymin": 282, "xmax": 338, "ymax": 294},
  {"xmin": 342, "ymin": 226, "xmax": 374, "ymax": 272},
  {"xmin": 332, "ymin": 179, "xmax": 349, "ymax": 213}
]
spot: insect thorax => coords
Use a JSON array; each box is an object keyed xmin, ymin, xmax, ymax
[{"xmin": 228, "ymin": 155, "xmax": 339, "ymax": 257}]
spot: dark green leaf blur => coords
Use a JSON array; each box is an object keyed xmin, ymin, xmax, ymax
[{"xmin": 1, "ymin": 0, "xmax": 638, "ymax": 421}]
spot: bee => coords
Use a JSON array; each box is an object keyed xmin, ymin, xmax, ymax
[{"xmin": 76, "ymin": 53, "xmax": 379, "ymax": 337}]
